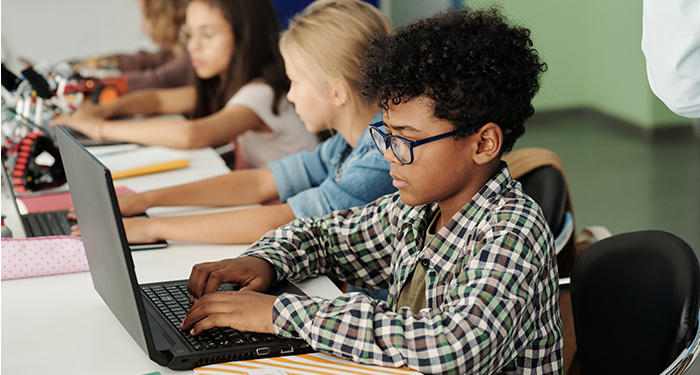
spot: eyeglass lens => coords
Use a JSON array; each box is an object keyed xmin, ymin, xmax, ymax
[
  {"xmin": 370, "ymin": 127, "xmax": 412, "ymax": 164},
  {"xmin": 179, "ymin": 28, "xmax": 220, "ymax": 45}
]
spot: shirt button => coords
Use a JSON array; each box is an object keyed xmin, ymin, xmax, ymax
[{"xmin": 421, "ymin": 258, "xmax": 430, "ymax": 268}]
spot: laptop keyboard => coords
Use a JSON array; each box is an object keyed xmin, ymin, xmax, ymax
[
  {"xmin": 141, "ymin": 283, "xmax": 280, "ymax": 351},
  {"xmin": 23, "ymin": 210, "xmax": 73, "ymax": 237}
]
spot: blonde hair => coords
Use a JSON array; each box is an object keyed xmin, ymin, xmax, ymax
[
  {"xmin": 143, "ymin": 0, "xmax": 188, "ymax": 49},
  {"xmin": 280, "ymin": 0, "xmax": 392, "ymax": 116}
]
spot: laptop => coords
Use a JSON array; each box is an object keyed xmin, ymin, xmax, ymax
[
  {"xmin": 1, "ymin": 165, "xmax": 74, "ymax": 238},
  {"xmin": 61, "ymin": 126, "xmax": 127, "ymax": 147},
  {"xmin": 54, "ymin": 125, "xmax": 312, "ymax": 370},
  {"xmin": 1, "ymin": 162, "xmax": 167, "ymax": 250}
]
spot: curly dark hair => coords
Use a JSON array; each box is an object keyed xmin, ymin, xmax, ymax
[{"xmin": 361, "ymin": 6, "xmax": 547, "ymax": 154}]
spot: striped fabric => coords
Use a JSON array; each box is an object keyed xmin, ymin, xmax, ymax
[
  {"xmin": 195, "ymin": 353, "xmax": 422, "ymax": 375},
  {"xmin": 244, "ymin": 164, "xmax": 563, "ymax": 374}
]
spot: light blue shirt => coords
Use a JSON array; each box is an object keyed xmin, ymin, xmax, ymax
[{"xmin": 269, "ymin": 114, "xmax": 395, "ymax": 218}]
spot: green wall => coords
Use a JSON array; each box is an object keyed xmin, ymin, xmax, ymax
[{"xmin": 463, "ymin": 0, "xmax": 693, "ymax": 129}]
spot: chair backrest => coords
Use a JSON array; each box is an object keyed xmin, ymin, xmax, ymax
[
  {"xmin": 516, "ymin": 165, "xmax": 568, "ymax": 235},
  {"xmin": 570, "ymin": 230, "xmax": 700, "ymax": 375}
]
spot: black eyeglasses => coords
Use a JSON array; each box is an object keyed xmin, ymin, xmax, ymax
[{"xmin": 369, "ymin": 121, "xmax": 464, "ymax": 165}]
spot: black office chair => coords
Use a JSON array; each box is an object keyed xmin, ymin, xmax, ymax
[
  {"xmin": 564, "ymin": 230, "xmax": 700, "ymax": 375},
  {"xmin": 517, "ymin": 165, "xmax": 572, "ymax": 255}
]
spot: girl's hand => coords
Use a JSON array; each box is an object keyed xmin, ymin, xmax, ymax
[
  {"xmin": 70, "ymin": 216, "xmax": 158, "ymax": 244},
  {"xmin": 117, "ymin": 193, "xmax": 149, "ymax": 218},
  {"xmin": 66, "ymin": 207, "xmax": 77, "ymax": 221},
  {"xmin": 51, "ymin": 109, "xmax": 105, "ymax": 140},
  {"xmin": 179, "ymin": 290, "xmax": 277, "ymax": 336},
  {"xmin": 74, "ymin": 103, "xmax": 110, "ymax": 118},
  {"xmin": 121, "ymin": 217, "xmax": 159, "ymax": 244}
]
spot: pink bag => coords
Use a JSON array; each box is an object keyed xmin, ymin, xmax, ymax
[{"xmin": 1, "ymin": 236, "xmax": 89, "ymax": 280}]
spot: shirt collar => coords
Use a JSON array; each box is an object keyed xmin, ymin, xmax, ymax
[
  {"xmin": 401, "ymin": 162, "xmax": 512, "ymax": 232},
  {"xmin": 397, "ymin": 163, "xmax": 514, "ymax": 273}
]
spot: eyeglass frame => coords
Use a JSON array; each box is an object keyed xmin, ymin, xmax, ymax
[
  {"xmin": 369, "ymin": 121, "xmax": 470, "ymax": 165},
  {"xmin": 178, "ymin": 25, "xmax": 231, "ymax": 46}
]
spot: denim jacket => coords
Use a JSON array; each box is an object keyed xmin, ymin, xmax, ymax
[{"xmin": 269, "ymin": 114, "xmax": 395, "ymax": 218}]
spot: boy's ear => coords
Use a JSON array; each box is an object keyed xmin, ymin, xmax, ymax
[
  {"xmin": 473, "ymin": 122, "xmax": 503, "ymax": 165},
  {"xmin": 329, "ymin": 77, "xmax": 350, "ymax": 107}
]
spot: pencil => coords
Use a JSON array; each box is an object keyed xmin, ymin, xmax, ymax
[{"xmin": 110, "ymin": 160, "xmax": 190, "ymax": 180}]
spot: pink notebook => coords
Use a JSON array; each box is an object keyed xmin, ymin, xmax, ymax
[{"xmin": 18, "ymin": 186, "xmax": 135, "ymax": 213}]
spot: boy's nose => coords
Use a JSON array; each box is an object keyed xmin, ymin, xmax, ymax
[{"xmin": 383, "ymin": 147, "xmax": 400, "ymax": 164}]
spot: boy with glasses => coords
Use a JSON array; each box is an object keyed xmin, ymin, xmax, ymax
[{"xmin": 182, "ymin": 7, "xmax": 561, "ymax": 374}]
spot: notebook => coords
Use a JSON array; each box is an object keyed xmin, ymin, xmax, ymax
[
  {"xmin": 54, "ymin": 125, "xmax": 312, "ymax": 370},
  {"xmin": 1, "ymin": 163, "xmax": 167, "ymax": 250},
  {"xmin": 97, "ymin": 145, "xmax": 190, "ymax": 180}
]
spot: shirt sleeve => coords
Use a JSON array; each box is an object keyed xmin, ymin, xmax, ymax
[
  {"xmin": 286, "ymin": 151, "xmax": 393, "ymax": 218},
  {"xmin": 269, "ymin": 133, "xmax": 395, "ymax": 219},
  {"xmin": 117, "ymin": 50, "xmax": 193, "ymax": 92},
  {"xmin": 242, "ymin": 196, "xmax": 558, "ymax": 374},
  {"xmin": 642, "ymin": 0, "xmax": 700, "ymax": 118},
  {"xmin": 243, "ymin": 193, "xmax": 397, "ymax": 289},
  {"xmin": 114, "ymin": 50, "xmax": 173, "ymax": 71},
  {"xmin": 226, "ymin": 83, "xmax": 284, "ymax": 130},
  {"xmin": 268, "ymin": 144, "xmax": 329, "ymax": 207}
]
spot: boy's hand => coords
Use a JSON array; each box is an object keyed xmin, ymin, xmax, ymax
[
  {"xmin": 179, "ymin": 291, "xmax": 277, "ymax": 335},
  {"xmin": 187, "ymin": 257, "xmax": 276, "ymax": 301}
]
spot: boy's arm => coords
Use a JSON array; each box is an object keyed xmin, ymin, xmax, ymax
[
  {"xmin": 259, "ymin": 215, "xmax": 560, "ymax": 374},
  {"xmin": 242, "ymin": 193, "xmax": 398, "ymax": 286}
]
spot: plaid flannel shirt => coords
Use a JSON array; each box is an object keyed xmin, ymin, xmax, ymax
[{"xmin": 243, "ymin": 164, "xmax": 563, "ymax": 375}]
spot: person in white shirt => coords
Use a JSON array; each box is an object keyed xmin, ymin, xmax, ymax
[{"xmin": 642, "ymin": 0, "xmax": 700, "ymax": 118}]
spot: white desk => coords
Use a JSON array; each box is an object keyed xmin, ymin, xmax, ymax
[
  {"xmin": 1, "ymin": 146, "xmax": 340, "ymax": 375},
  {"xmin": 95, "ymin": 146, "xmax": 230, "ymax": 193},
  {"xmin": 1, "ymin": 242, "xmax": 338, "ymax": 375}
]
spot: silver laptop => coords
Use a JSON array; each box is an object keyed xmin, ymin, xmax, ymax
[
  {"xmin": 54, "ymin": 125, "xmax": 311, "ymax": 370},
  {"xmin": 1, "ymin": 165, "xmax": 73, "ymax": 238},
  {"xmin": 1, "ymin": 161, "xmax": 166, "ymax": 250}
]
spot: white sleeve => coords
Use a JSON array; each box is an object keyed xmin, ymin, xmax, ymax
[
  {"xmin": 226, "ymin": 82, "xmax": 282, "ymax": 130},
  {"xmin": 642, "ymin": 0, "xmax": 700, "ymax": 118}
]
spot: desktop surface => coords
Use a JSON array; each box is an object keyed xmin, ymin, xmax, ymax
[
  {"xmin": 1, "ymin": 242, "xmax": 340, "ymax": 374},
  {"xmin": 1, "ymin": 146, "xmax": 340, "ymax": 374}
]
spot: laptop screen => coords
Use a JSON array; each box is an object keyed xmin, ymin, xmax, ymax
[
  {"xmin": 54, "ymin": 125, "xmax": 152, "ymax": 354},
  {"xmin": 1, "ymin": 164, "xmax": 27, "ymax": 238}
]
